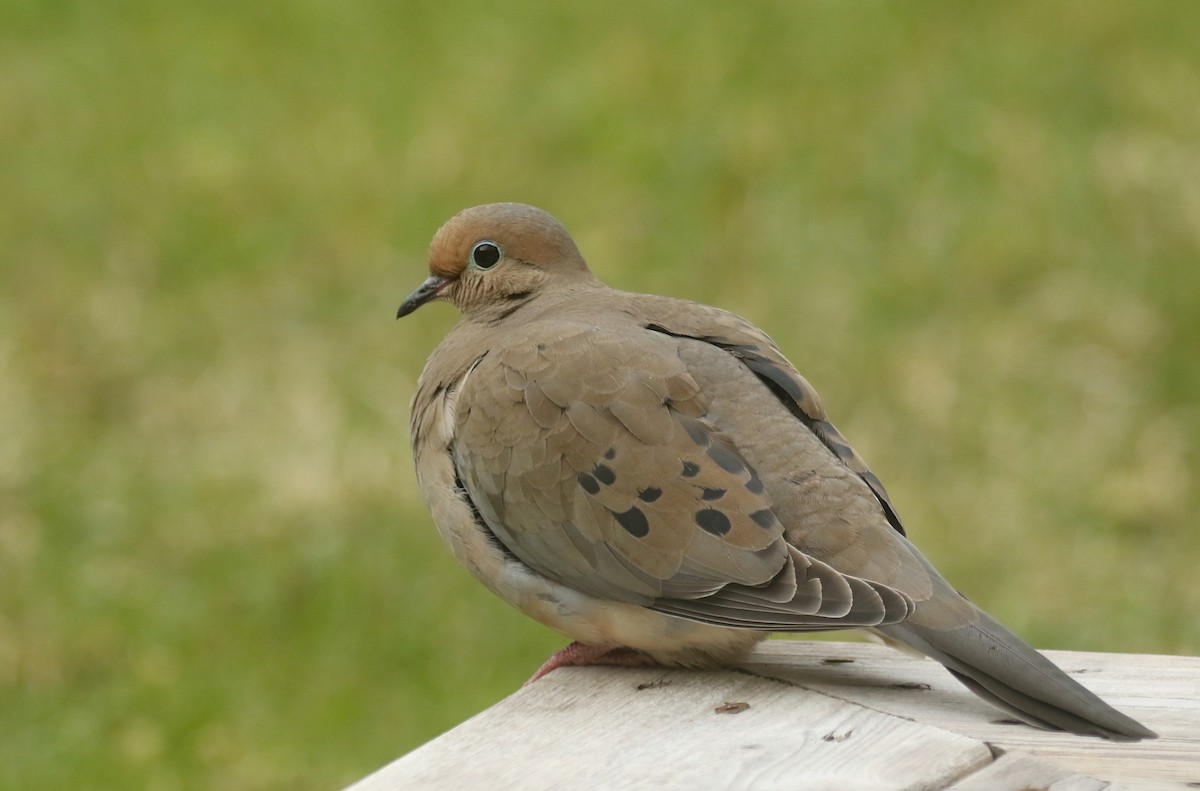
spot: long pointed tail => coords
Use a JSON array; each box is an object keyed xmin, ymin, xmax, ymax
[{"xmin": 877, "ymin": 601, "xmax": 1156, "ymax": 741}]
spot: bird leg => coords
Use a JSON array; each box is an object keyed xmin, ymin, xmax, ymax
[{"xmin": 525, "ymin": 641, "xmax": 658, "ymax": 685}]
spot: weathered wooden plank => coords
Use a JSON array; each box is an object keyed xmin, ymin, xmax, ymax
[
  {"xmin": 949, "ymin": 751, "xmax": 1109, "ymax": 791},
  {"xmin": 350, "ymin": 667, "xmax": 993, "ymax": 791},
  {"xmin": 348, "ymin": 641, "xmax": 1199, "ymax": 791},
  {"xmin": 741, "ymin": 640, "xmax": 1200, "ymax": 790}
]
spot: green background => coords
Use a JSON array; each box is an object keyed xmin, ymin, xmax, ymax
[{"xmin": 4, "ymin": 1, "xmax": 1198, "ymax": 788}]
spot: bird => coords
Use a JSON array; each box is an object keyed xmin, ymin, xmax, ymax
[{"xmin": 399, "ymin": 202, "xmax": 1156, "ymax": 741}]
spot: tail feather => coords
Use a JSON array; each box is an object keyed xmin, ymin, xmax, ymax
[{"xmin": 878, "ymin": 606, "xmax": 1156, "ymax": 741}]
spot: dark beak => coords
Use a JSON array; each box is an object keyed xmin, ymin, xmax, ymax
[{"xmin": 397, "ymin": 275, "xmax": 452, "ymax": 318}]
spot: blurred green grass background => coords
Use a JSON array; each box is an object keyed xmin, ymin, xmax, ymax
[{"xmin": 3, "ymin": 1, "xmax": 1198, "ymax": 788}]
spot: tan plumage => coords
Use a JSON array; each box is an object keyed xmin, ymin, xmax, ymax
[{"xmin": 401, "ymin": 202, "xmax": 1155, "ymax": 740}]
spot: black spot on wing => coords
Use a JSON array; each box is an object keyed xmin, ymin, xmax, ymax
[
  {"xmin": 695, "ymin": 508, "xmax": 732, "ymax": 536},
  {"xmin": 593, "ymin": 463, "xmax": 616, "ymax": 485},
  {"xmin": 701, "ymin": 487, "xmax": 726, "ymax": 501},
  {"xmin": 706, "ymin": 442, "xmax": 745, "ymax": 474},
  {"xmin": 646, "ymin": 322, "xmax": 907, "ymax": 537},
  {"xmin": 612, "ymin": 506, "xmax": 650, "ymax": 538},
  {"xmin": 681, "ymin": 461, "xmax": 701, "ymax": 478},
  {"xmin": 744, "ymin": 473, "xmax": 764, "ymax": 494},
  {"xmin": 638, "ymin": 487, "xmax": 663, "ymax": 503},
  {"xmin": 749, "ymin": 509, "xmax": 777, "ymax": 529},
  {"xmin": 577, "ymin": 473, "xmax": 600, "ymax": 495},
  {"xmin": 604, "ymin": 447, "xmax": 617, "ymax": 460}
]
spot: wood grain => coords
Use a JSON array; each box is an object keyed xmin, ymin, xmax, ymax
[
  {"xmin": 347, "ymin": 641, "xmax": 1200, "ymax": 791},
  {"xmin": 743, "ymin": 640, "xmax": 1199, "ymax": 789}
]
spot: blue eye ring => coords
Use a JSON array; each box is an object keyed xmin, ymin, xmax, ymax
[{"xmin": 470, "ymin": 241, "xmax": 502, "ymax": 269}]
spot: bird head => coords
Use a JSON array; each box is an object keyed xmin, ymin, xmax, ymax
[{"xmin": 397, "ymin": 203, "xmax": 593, "ymax": 320}]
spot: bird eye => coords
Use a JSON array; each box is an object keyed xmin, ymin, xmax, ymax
[{"xmin": 470, "ymin": 241, "xmax": 502, "ymax": 269}]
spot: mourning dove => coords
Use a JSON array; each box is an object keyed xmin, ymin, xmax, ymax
[{"xmin": 400, "ymin": 203, "xmax": 1155, "ymax": 741}]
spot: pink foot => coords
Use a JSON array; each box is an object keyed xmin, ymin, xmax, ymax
[{"xmin": 525, "ymin": 641, "xmax": 658, "ymax": 685}]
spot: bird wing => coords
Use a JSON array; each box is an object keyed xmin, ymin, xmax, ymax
[{"xmin": 451, "ymin": 316, "xmax": 912, "ymax": 630}]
